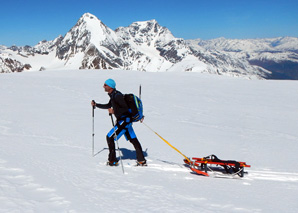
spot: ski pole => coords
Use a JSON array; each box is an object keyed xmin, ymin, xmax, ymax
[
  {"xmin": 142, "ymin": 122, "xmax": 191, "ymax": 163},
  {"xmin": 139, "ymin": 84, "xmax": 141, "ymax": 99},
  {"xmin": 110, "ymin": 114, "xmax": 125, "ymax": 174},
  {"xmin": 92, "ymin": 100, "xmax": 95, "ymax": 157}
]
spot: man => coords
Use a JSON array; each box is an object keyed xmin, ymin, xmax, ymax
[{"xmin": 91, "ymin": 79, "xmax": 146, "ymax": 166}]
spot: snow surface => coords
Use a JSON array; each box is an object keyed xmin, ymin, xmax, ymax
[{"xmin": 1, "ymin": 69, "xmax": 298, "ymax": 212}]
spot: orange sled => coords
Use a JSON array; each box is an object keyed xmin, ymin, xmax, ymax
[{"xmin": 184, "ymin": 154, "xmax": 251, "ymax": 177}]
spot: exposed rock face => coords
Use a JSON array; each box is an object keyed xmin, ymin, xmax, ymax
[
  {"xmin": 0, "ymin": 57, "xmax": 31, "ymax": 73},
  {"xmin": 1, "ymin": 13, "xmax": 298, "ymax": 79}
]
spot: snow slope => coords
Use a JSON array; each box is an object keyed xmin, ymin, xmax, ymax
[{"xmin": 1, "ymin": 70, "xmax": 298, "ymax": 212}]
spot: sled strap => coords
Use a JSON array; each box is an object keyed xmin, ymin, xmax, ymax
[{"xmin": 142, "ymin": 122, "xmax": 191, "ymax": 163}]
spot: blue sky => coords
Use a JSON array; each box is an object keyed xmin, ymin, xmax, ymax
[{"xmin": 1, "ymin": 0, "xmax": 297, "ymax": 46}]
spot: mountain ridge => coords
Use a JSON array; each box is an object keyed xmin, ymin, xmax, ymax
[{"xmin": 1, "ymin": 13, "xmax": 298, "ymax": 79}]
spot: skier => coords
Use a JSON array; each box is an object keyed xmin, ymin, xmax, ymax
[{"xmin": 91, "ymin": 79, "xmax": 147, "ymax": 166}]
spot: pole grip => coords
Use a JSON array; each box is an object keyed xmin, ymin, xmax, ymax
[{"xmin": 92, "ymin": 100, "xmax": 95, "ymax": 117}]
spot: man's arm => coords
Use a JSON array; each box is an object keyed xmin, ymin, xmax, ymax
[{"xmin": 91, "ymin": 100, "xmax": 112, "ymax": 109}]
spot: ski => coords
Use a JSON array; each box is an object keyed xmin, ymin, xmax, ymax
[
  {"xmin": 135, "ymin": 161, "xmax": 148, "ymax": 167},
  {"xmin": 106, "ymin": 161, "xmax": 119, "ymax": 166}
]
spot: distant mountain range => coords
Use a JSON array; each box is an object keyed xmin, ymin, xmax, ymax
[{"xmin": 1, "ymin": 13, "xmax": 298, "ymax": 80}]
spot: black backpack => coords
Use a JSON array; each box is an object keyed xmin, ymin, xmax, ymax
[{"xmin": 124, "ymin": 94, "xmax": 144, "ymax": 122}]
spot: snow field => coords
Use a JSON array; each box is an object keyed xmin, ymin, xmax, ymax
[{"xmin": 1, "ymin": 69, "xmax": 298, "ymax": 212}]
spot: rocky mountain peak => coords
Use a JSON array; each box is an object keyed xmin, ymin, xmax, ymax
[
  {"xmin": 55, "ymin": 12, "xmax": 119, "ymax": 63},
  {"xmin": 1, "ymin": 13, "xmax": 297, "ymax": 79},
  {"xmin": 116, "ymin": 19, "xmax": 175, "ymax": 47},
  {"xmin": 80, "ymin": 12, "xmax": 97, "ymax": 20}
]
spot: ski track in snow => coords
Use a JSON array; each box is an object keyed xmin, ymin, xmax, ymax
[
  {"xmin": 124, "ymin": 159, "xmax": 298, "ymax": 184},
  {"xmin": 247, "ymin": 170, "xmax": 298, "ymax": 183},
  {"xmin": 0, "ymin": 159, "xmax": 74, "ymax": 213}
]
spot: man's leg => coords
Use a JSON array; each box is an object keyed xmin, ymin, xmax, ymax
[
  {"xmin": 125, "ymin": 124, "xmax": 146, "ymax": 162},
  {"xmin": 130, "ymin": 138, "xmax": 146, "ymax": 162},
  {"xmin": 106, "ymin": 135, "xmax": 117, "ymax": 162},
  {"xmin": 106, "ymin": 119, "xmax": 129, "ymax": 162}
]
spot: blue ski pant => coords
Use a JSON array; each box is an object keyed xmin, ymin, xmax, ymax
[{"xmin": 106, "ymin": 117, "xmax": 145, "ymax": 162}]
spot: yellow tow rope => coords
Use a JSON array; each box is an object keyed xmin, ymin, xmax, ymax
[{"xmin": 142, "ymin": 122, "xmax": 191, "ymax": 163}]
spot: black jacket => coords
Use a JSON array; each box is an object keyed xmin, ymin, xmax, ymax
[{"xmin": 96, "ymin": 89, "xmax": 129, "ymax": 120}]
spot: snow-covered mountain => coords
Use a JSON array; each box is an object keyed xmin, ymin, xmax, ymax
[
  {"xmin": 1, "ymin": 13, "xmax": 298, "ymax": 79},
  {"xmin": 194, "ymin": 37, "xmax": 298, "ymax": 79},
  {"xmin": 56, "ymin": 13, "xmax": 122, "ymax": 69}
]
